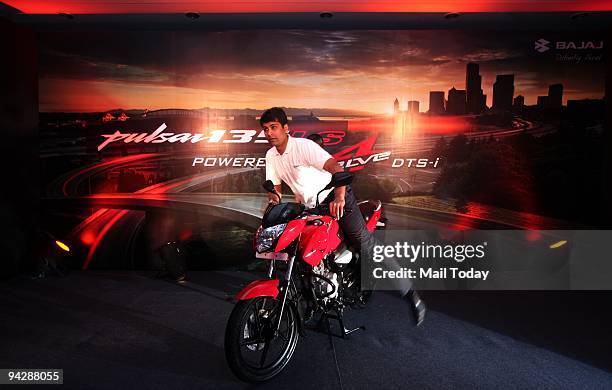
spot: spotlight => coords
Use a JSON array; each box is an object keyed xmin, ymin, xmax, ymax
[
  {"xmin": 549, "ymin": 240, "xmax": 568, "ymax": 249},
  {"xmin": 55, "ymin": 240, "xmax": 70, "ymax": 252},
  {"xmin": 185, "ymin": 12, "xmax": 200, "ymax": 20},
  {"xmin": 156, "ymin": 241, "xmax": 187, "ymax": 282},
  {"xmin": 31, "ymin": 230, "xmax": 72, "ymax": 279}
]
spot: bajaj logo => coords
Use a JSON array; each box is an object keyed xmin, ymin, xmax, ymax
[
  {"xmin": 535, "ymin": 38, "xmax": 550, "ymax": 52},
  {"xmin": 535, "ymin": 38, "xmax": 604, "ymax": 53},
  {"xmin": 556, "ymin": 40, "xmax": 604, "ymax": 49}
]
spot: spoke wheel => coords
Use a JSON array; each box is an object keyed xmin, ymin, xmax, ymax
[{"xmin": 225, "ymin": 297, "xmax": 299, "ymax": 382}]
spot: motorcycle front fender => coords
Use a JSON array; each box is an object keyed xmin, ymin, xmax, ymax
[{"xmin": 235, "ymin": 279, "xmax": 280, "ymax": 300}]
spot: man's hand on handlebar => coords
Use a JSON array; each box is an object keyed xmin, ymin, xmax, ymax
[
  {"xmin": 268, "ymin": 192, "xmax": 281, "ymax": 204},
  {"xmin": 306, "ymin": 202, "xmax": 351, "ymax": 216}
]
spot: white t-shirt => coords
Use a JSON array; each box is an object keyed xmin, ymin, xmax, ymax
[{"xmin": 265, "ymin": 135, "xmax": 334, "ymax": 208}]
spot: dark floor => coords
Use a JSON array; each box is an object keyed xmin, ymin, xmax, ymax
[{"xmin": 1, "ymin": 271, "xmax": 611, "ymax": 389}]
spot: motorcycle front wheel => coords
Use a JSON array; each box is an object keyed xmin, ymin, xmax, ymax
[{"xmin": 224, "ymin": 297, "xmax": 299, "ymax": 382}]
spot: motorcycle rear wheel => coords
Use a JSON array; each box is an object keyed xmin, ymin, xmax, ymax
[{"xmin": 224, "ymin": 297, "xmax": 299, "ymax": 382}]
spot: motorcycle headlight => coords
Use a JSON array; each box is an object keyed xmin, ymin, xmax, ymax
[{"xmin": 255, "ymin": 223, "xmax": 287, "ymax": 253}]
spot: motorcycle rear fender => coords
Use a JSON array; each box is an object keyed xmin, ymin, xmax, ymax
[
  {"xmin": 235, "ymin": 279, "xmax": 279, "ymax": 300},
  {"xmin": 366, "ymin": 206, "xmax": 382, "ymax": 232}
]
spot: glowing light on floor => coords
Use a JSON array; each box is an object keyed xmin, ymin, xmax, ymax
[
  {"xmin": 549, "ymin": 240, "xmax": 567, "ymax": 249},
  {"xmin": 55, "ymin": 240, "xmax": 70, "ymax": 252}
]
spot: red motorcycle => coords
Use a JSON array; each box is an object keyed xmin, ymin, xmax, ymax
[{"xmin": 224, "ymin": 172, "xmax": 385, "ymax": 382}]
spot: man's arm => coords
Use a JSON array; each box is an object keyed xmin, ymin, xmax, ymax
[
  {"xmin": 323, "ymin": 157, "xmax": 343, "ymax": 174},
  {"xmin": 265, "ymin": 152, "xmax": 282, "ymax": 203},
  {"xmin": 323, "ymin": 158, "xmax": 346, "ymax": 218}
]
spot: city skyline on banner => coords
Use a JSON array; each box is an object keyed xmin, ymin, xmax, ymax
[{"xmin": 38, "ymin": 30, "xmax": 605, "ymax": 113}]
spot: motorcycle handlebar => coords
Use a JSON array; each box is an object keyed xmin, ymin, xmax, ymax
[{"xmin": 305, "ymin": 204, "xmax": 352, "ymax": 216}]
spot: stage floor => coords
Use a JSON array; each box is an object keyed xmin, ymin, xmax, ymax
[{"xmin": 1, "ymin": 271, "xmax": 611, "ymax": 389}]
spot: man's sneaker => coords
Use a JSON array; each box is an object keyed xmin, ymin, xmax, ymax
[{"xmin": 405, "ymin": 290, "xmax": 426, "ymax": 326}]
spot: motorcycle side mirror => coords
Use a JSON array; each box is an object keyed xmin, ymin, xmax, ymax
[
  {"xmin": 263, "ymin": 180, "xmax": 282, "ymax": 204},
  {"xmin": 323, "ymin": 172, "xmax": 354, "ymax": 190},
  {"xmin": 262, "ymin": 180, "xmax": 276, "ymax": 193}
]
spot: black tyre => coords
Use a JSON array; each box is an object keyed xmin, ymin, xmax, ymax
[{"xmin": 224, "ymin": 297, "xmax": 299, "ymax": 382}]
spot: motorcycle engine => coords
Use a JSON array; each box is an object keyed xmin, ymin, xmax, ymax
[
  {"xmin": 311, "ymin": 249, "xmax": 353, "ymax": 302},
  {"xmin": 312, "ymin": 262, "xmax": 339, "ymax": 301}
]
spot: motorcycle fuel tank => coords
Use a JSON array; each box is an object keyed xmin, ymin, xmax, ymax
[
  {"xmin": 299, "ymin": 216, "xmax": 341, "ymax": 266},
  {"xmin": 274, "ymin": 218, "xmax": 307, "ymax": 252}
]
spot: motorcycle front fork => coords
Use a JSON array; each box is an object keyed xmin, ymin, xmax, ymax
[{"xmin": 274, "ymin": 253, "xmax": 295, "ymax": 334}]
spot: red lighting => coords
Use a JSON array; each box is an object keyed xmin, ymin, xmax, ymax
[
  {"xmin": 80, "ymin": 230, "xmax": 96, "ymax": 245},
  {"xmin": 179, "ymin": 228, "xmax": 193, "ymax": 241},
  {"xmin": 83, "ymin": 210, "xmax": 129, "ymax": 270},
  {"xmin": 4, "ymin": 1, "xmax": 611, "ymax": 14}
]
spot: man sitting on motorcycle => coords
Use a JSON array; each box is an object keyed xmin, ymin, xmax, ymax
[{"xmin": 260, "ymin": 107, "xmax": 426, "ymax": 326}]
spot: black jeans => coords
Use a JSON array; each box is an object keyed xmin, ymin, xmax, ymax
[{"xmin": 322, "ymin": 186, "xmax": 412, "ymax": 296}]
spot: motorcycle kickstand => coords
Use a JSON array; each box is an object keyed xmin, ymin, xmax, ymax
[{"xmin": 324, "ymin": 308, "xmax": 366, "ymax": 339}]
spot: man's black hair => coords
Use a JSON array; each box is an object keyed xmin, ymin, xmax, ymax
[{"xmin": 260, "ymin": 107, "xmax": 288, "ymax": 127}]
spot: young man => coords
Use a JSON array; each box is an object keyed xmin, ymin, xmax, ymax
[{"xmin": 261, "ymin": 107, "xmax": 425, "ymax": 326}]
